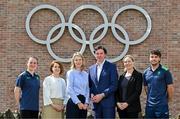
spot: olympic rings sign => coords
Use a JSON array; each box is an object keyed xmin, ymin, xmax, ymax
[{"xmin": 26, "ymin": 4, "xmax": 152, "ymax": 62}]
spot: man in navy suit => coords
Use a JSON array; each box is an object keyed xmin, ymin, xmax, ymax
[{"xmin": 88, "ymin": 45, "xmax": 118, "ymax": 119}]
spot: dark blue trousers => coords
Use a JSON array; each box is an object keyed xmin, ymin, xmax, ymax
[
  {"xmin": 94, "ymin": 103, "xmax": 115, "ymax": 119},
  {"xmin": 145, "ymin": 105, "xmax": 169, "ymax": 119},
  {"xmin": 66, "ymin": 95, "xmax": 87, "ymax": 119}
]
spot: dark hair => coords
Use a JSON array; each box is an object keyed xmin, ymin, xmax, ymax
[
  {"xmin": 150, "ymin": 49, "xmax": 161, "ymax": 57},
  {"xmin": 94, "ymin": 45, "xmax": 107, "ymax": 54},
  {"xmin": 50, "ymin": 60, "xmax": 64, "ymax": 75},
  {"xmin": 27, "ymin": 56, "xmax": 38, "ymax": 64}
]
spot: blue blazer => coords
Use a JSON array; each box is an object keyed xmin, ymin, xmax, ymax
[{"xmin": 88, "ymin": 60, "xmax": 118, "ymax": 108}]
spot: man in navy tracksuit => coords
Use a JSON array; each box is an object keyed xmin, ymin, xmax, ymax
[{"xmin": 143, "ymin": 49, "xmax": 174, "ymax": 118}]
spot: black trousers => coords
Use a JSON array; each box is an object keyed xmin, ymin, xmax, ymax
[
  {"xmin": 66, "ymin": 95, "xmax": 87, "ymax": 119},
  {"xmin": 20, "ymin": 110, "xmax": 39, "ymax": 119},
  {"xmin": 117, "ymin": 109, "xmax": 139, "ymax": 119}
]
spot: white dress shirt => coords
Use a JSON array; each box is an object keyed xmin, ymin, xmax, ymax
[
  {"xmin": 43, "ymin": 75, "xmax": 67, "ymax": 106},
  {"xmin": 97, "ymin": 60, "xmax": 105, "ymax": 81}
]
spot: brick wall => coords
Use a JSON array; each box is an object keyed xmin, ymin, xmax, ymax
[{"xmin": 0, "ymin": 0, "xmax": 179, "ymax": 118}]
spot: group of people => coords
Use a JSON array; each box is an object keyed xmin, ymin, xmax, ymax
[{"xmin": 14, "ymin": 45, "xmax": 174, "ymax": 119}]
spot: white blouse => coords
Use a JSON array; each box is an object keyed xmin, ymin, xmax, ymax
[{"xmin": 43, "ymin": 75, "xmax": 67, "ymax": 106}]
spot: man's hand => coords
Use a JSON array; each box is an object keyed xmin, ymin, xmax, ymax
[{"xmin": 91, "ymin": 93, "xmax": 104, "ymax": 103}]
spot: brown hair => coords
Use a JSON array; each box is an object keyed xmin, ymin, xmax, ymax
[
  {"xmin": 150, "ymin": 49, "xmax": 161, "ymax": 57},
  {"xmin": 50, "ymin": 60, "xmax": 64, "ymax": 75},
  {"xmin": 27, "ymin": 56, "xmax": 38, "ymax": 64},
  {"xmin": 94, "ymin": 45, "xmax": 107, "ymax": 54}
]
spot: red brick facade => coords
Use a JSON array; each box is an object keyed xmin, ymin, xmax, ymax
[{"xmin": 0, "ymin": 0, "xmax": 179, "ymax": 118}]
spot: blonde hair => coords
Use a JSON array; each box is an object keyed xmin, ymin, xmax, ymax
[
  {"xmin": 70, "ymin": 52, "xmax": 85, "ymax": 71},
  {"xmin": 123, "ymin": 55, "xmax": 135, "ymax": 62},
  {"xmin": 123, "ymin": 55, "xmax": 135, "ymax": 71}
]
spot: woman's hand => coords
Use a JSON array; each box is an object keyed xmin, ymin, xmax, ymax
[
  {"xmin": 83, "ymin": 104, "xmax": 88, "ymax": 110},
  {"xmin": 51, "ymin": 104, "xmax": 64, "ymax": 112},
  {"xmin": 116, "ymin": 102, "xmax": 128, "ymax": 110},
  {"xmin": 77, "ymin": 102, "xmax": 84, "ymax": 110},
  {"xmin": 121, "ymin": 102, "xmax": 128, "ymax": 110}
]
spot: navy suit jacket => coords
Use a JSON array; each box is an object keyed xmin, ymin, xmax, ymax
[{"xmin": 88, "ymin": 60, "xmax": 118, "ymax": 108}]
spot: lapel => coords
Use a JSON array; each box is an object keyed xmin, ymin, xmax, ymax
[{"xmin": 92, "ymin": 64, "xmax": 98, "ymax": 86}]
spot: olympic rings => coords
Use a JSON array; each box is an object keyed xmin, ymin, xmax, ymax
[
  {"xmin": 26, "ymin": 4, "xmax": 65, "ymax": 44},
  {"xmin": 26, "ymin": 4, "xmax": 152, "ymax": 62}
]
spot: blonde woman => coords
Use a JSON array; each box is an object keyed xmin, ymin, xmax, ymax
[
  {"xmin": 66, "ymin": 52, "xmax": 89, "ymax": 119},
  {"xmin": 42, "ymin": 61, "xmax": 66, "ymax": 119},
  {"xmin": 116, "ymin": 55, "xmax": 143, "ymax": 118}
]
